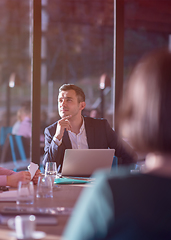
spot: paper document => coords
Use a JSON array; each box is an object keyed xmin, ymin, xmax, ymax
[
  {"xmin": 28, "ymin": 162, "xmax": 39, "ymax": 179},
  {"xmin": 0, "ymin": 190, "xmax": 17, "ymax": 201},
  {"xmin": 54, "ymin": 177, "xmax": 92, "ymax": 184}
]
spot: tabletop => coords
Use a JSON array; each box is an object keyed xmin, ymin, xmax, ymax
[{"xmin": 0, "ymin": 183, "xmax": 92, "ymax": 240}]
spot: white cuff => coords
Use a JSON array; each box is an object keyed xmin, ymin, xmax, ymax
[{"xmin": 53, "ymin": 136, "xmax": 62, "ymax": 146}]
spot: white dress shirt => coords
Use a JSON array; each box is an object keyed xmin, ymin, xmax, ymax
[{"xmin": 53, "ymin": 119, "xmax": 88, "ymax": 149}]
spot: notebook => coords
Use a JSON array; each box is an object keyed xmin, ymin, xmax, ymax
[{"xmin": 61, "ymin": 149, "xmax": 115, "ymax": 177}]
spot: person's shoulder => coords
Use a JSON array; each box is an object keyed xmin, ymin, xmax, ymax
[
  {"xmin": 45, "ymin": 121, "xmax": 58, "ymax": 132},
  {"xmin": 92, "ymin": 165, "xmax": 136, "ymax": 183},
  {"xmin": 84, "ymin": 116, "xmax": 108, "ymax": 124}
]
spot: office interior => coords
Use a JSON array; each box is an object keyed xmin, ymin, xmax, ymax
[{"xmin": 0, "ymin": 0, "xmax": 170, "ymax": 167}]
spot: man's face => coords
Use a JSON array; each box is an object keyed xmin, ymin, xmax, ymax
[{"xmin": 58, "ymin": 90, "xmax": 85, "ymax": 119}]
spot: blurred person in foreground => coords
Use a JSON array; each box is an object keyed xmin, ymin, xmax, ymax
[
  {"xmin": 63, "ymin": 49, "xmax": 171, "ymax": 240},
  {"xmin": 0, "ymin": 167, "xmax": 40, "ymax": 187},
  {"xmin": 43, "ymin": 84, "xmax": 137, "ymax": 171}
]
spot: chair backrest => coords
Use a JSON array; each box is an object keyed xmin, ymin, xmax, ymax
[
  {"xmin": 0, "ymin": 134, "xmax": 30, "ymax": 164},
  {"xmin": 112, "ymin": 156, "xmax": 118, "ymax": 168},
  {"xmin": 0, "ymin": 133, "xmax": 12, "ymax": 163},
  {"xmin": 0, "ymin": 126, "xmax": 12, "ymax": 146},
  {"xmin": 9, "ymin": 134, "xmax": 30, "ymax": 163}
]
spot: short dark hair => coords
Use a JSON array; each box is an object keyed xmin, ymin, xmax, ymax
[
  {"xmin": 59, "ymin": 84, "xmax": 85, "ymax": 102},
  {"xmin": 117, "ymin": 49, "xmax": 171, "ymax": 154}
]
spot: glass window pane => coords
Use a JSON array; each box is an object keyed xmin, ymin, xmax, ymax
[
  {"xmin": 41, "ymin": 0, "xmax": 114, "ymax": 129},
  {"xmin": 0, "ymin": 0, "xmax": 31, "ymax": 166},
  {"xmin": 0, "ymin": 0, "xmax": 31, "ymax": 127},
  {"xmin": 124, "ymin": 0, "xmax": 171, "ymax": 80}
]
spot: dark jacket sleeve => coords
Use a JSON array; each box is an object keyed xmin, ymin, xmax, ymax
[
  {"xmin": 43, "ymin": 124, "xmax": 58, "ymax": 166},
  {"xmin": 43, "ymin": 122, "xmax": 65, "ymax": 170},
  {"xmin": 104, "ymin": 119, "xmax": 137, "ymax": 164}
]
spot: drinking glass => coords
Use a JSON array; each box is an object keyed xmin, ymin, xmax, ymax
[
  {"xmin": 8, "ymin": 215, "xmax": 36, "ymax": 239},
  {"xmin": 45, "ymin": 162, "xmax": 57, "ymax": 185},
  {"xmin": 16, "ymin": 181, "xmax": 34, "ymax": 205},
  {"xmin": 36, "ymin": 175, "xmax": 53, "ymax": 198}
]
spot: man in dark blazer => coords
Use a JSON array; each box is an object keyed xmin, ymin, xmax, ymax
[{"xmin": 43, "ymin": 84, "xmax": 137, "ymax": 172}]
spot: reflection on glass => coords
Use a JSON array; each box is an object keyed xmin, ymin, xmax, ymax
[
  {"xmin": 0, "ymin": 0, "xmax": 31, "ymax": 128},
  {"xmin": 41, "ymin": 0, "xmax": 114, "ymax": 127}
]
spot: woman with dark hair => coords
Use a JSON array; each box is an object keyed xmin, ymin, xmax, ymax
[{"xmin": 63, "ymin": 49, "xmax": 171, "ymax": 240}]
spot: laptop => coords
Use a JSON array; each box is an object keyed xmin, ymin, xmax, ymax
[{"xmin": 61, "ymin": 149, "xmax": 115, "ymax": 177}]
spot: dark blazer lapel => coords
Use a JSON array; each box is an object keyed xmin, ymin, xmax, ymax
[
  {"xmin": 84, "ymin": 117, "xmax": 95, "ymax": 149},
  {"xmin": 62, "ymin": 130, "xmax": 72, "ymax": 149}
]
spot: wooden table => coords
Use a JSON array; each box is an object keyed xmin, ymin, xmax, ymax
[{"xmin": 0, "ymin": 184, "xmax": 91, "ymax": 239}]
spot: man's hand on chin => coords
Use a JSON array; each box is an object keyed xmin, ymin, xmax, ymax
[{"xmin": 55, "ymin": 115, "xmax": 72, "ymax": 140}]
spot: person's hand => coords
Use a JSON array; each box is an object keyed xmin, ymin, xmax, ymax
[
  {"xmin": 7, "ymin": 171, "xmax": 31, "ymax": 188},
  {"xmin": 32, "ymin": 169, "xmax": 41, "ymax": 185},
  {"xmin": 55, "ymin": 115, "xmax": 72, "ymax": 140}
]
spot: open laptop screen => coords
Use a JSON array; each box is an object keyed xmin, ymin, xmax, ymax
[{"xmin": 61, "ymin": 149, "xmax": 115, "ymax": 177}]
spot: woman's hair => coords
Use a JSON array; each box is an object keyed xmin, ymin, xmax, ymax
[
  {"xmin": 59, "ymin": 84, "xmax": 85, "ymax": 102},
  {"xmin": 117, "ymin": 49, "xmax": 171, "ymax": 154}
]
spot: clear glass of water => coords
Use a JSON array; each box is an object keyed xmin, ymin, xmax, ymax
[
  {"xmin": 16, "ymin": 181, "xmax": 34, "ymax": 205},
  {"xmin": 45, "ymin": 162, "xmax": 57, "ymax": 186},
  {"xmin": 36, "ymin": 175, "xmax": 53, "ymax": 198}
]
